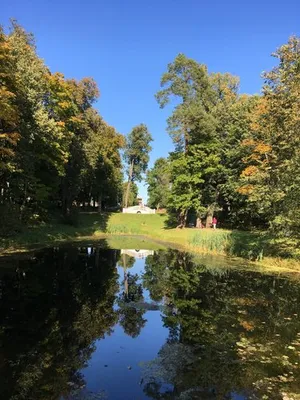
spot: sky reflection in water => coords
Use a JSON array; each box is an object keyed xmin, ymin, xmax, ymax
[{"xmin": 1, "ymin": 244, "xmax": 300, "ymax": 400}]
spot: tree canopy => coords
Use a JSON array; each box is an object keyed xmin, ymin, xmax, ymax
[
  {"xmin": 154, "ymin": 36, "xmax": 300, "ymax": 237},
  {"xmin": 0, "ymin": 21, "xmax": 125, "ymax": 228}
]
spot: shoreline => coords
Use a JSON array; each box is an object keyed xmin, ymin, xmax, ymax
[
  {"xmin": 1, "ymin": 233, "xmax": 300, "ymax": 275},
  {"xmin": 1, "ymin": 213, "xmax": 299, "ymax": 274}
]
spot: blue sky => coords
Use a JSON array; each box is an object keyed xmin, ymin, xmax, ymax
[{"xmin": 2, "ymin": 0, "xmax": 300, "ymax": 201}]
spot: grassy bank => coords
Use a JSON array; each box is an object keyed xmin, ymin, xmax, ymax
[{"xmin": 1, "ymin": 212, "xmax": 299, "ymax": 271}]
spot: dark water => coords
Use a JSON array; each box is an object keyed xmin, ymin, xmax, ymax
[{"xmin": 1, "ymin": 244, "xmax": 300, "ymax": 400}]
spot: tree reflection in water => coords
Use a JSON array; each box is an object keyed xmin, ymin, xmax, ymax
[
  {"xmin": 142, "ymin": 250, "xmax": 300, "ymax": 399},
  {"xmin": 0, "ymin": 246, "xmax": 120, "ymax": 400},
  {"xmin": 1, "ymin": 246, "xmax": 300, "ymax": 399},
  {"xmin": 117, "ymin": 252, "xmax": 147, "ymax": 338}
]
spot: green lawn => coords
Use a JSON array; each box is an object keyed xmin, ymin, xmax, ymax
[{"xmin": 1, "ymin": 212, "xmax": 299, "ymax": 272}]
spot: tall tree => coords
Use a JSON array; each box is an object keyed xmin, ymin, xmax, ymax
[
  {"xmin": 146, "ymin": 157, "xmax": 170, "ymax": 210},
  {"xmin": 7, "ymin": 22, "xmax": 68, "ymax": 218},
  {"xmin": 155, "ymin": 54, "xmax": 216, "ymax": 151},
  {"xmin": 122, "ymin": 181, "xmax": 138, "ymax": 207},
  {"xmin": 156, "ymin": 54, "xmax": 239, "ymax": 226},
  {"xmin": 124, "ymin": 124, "xmax": 152, "ymax": 208},
  {"xmin": 238, "ymin": 36, "xmax": 300, "ymax": 236},
  {"xmin": 0, "ymin": 26, "xmax": 19, "ymax": 196}
]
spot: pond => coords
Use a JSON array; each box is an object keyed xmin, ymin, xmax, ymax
[{"xmin": 1, "ymin": 243, "xmax": 300, "ymax": 400}]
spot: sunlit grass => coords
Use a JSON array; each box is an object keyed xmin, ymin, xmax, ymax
[
  {"xmin": 1, "ymin": 212, "xmax": 299, "ymax": 272},
  {"xmin": 188, "ymin": 229, "xmax": 231, "ymax": 253}
]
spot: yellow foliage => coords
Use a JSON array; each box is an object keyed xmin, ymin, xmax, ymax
[
  {"xmin": 56, "ymin": 121, "xmax": 65, "ymax": 127},
  {"xmin": 254, "ymin": 142, "xmax": 272, "ymax": 154},
  {"xmin": 241, "ymin": 165, "xmax": 259, "ymax": 177},
  {"xmin": 249, "ymin": 98, "xmax": 268, "ymax": 131},
  {"xmin": 58, "ymin": 101, "xmax": 71, "ymax": 110},
  {"xmin": 70, "ymin": 116, "xmax": 84, "ymax": 124},
  {"xmin": 248, "ymin": 153, "xmax": 261, "ymax": 162},
  {"xmin": 237, "ymin": 184, "xmax": 254, "ymax": 195},
  {"xmin": 241, "ymin": 138, "xmax": 256, "ymax": 147}
]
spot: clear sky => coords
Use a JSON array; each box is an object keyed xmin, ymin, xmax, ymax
[{"xmin": 2, "ymin": 0, "xmax": 300, "ymax": 201}]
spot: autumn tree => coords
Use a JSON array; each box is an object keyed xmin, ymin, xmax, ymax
[
  {"xmin": 0, "ymin": 21, "xmax": 124, "ymax": 227},
  {"xmin": 0, "ymin": 26, "xmax": 19, "ymax": 197},
  {"xmin": 239, "ymin": 36, "xmax": 300, "ymax": 236}
]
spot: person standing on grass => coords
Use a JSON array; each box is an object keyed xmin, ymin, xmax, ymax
[{"xmin": 212, "ymin": 216, "xmax": 217, "ymax": 229}]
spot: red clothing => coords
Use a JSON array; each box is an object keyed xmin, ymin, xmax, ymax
[{"xmin": 212, "ymin": 217, "xmax": 217, "ymax": 225}]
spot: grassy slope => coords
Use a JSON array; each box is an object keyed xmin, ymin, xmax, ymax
[{"xmin": 1, "ymin": 212, "xmax": 299, "ymax": 271}]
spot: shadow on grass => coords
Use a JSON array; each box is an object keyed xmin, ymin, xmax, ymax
[
  {"xmin": 0, "ymin": 212, "xmax": 112, "ymax": 251},
  {"xmin": 227, "ymin": 230, "xmax": 298, "ymax": 260},
  {"xmin": 77, "ymin": 212, "xmax": 110, "ymax": 235},
  {"xmin": 162, "ymin": 213, "xmax": 178, "ymax": 229}
]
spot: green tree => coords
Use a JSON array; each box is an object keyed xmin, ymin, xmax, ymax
[
  {"xmin": 146, "ymin": 157, "xmax": 170, "ymax": 210},
  {"xmin": 78, "ymin": 109, "xmax": 124, "ymax": 212},
  {"xmin": 122, "ymin": 181, "xmax": 138, "ymax": 207},
  {"xmin": 156, "ymin": 54, "xmax": 239, "ymax": 226},
  {"xmin": 124, "ymin": 124, "xmax": 153, "ymax": 208},
  {"xmin": 156, "ymin": 54, "xmax": 216, "ymax": 151}
]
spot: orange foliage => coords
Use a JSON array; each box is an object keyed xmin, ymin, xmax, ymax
[
  {"xmin": 237, "ymin": 184, "xmax": 254, "ymax": 195},
  {"xmin": 241, "ymin": 165, "xmax": 259, "ymax": 177},
  {"xmin": 241, "ymin": 138, "xmax": 256, "ymax": 147},
  {"xmin": 240, "ymin": 320, "xmax": 255, "ymax": 331},
  {"xmin": 250, "ymin": 97, "xmax": 268, "ymax": 132},
  {"xmin": 56, "ymin": 121, "xmax": 65, "ymax": 127},
  {"xmin": 254, "ymin": 142, "xmax": 272, "ymax": 154}
]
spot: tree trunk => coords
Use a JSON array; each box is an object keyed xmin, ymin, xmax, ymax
[
  {"xmin": 123, "ymin": 254, "xmax": 128, "ymax": 300},
  {"xmin": 177, "ymin": 209, "xmax": 187, "ymax": 228},
  {"xmin": 124, "ymin": 159, "xmax": 134, "ymax": 208},
  {"xmin": 62, "ymin": 175, "xmax": 72, "ymax": 217},
  {"xmin": 205, "ymin": 203, "xmax": 216, "ymax": 228},
  {"xmin": 196, "ymin": 217, "xmax": 202, "ymax": 229},
  {"xmin": 19, "ymin": 181, "xmax": 28, "ymax": 221},
  {"xmin": 98, "ymin": 194, "xmax": 102, "ymax": 213},
  {"xmin": 184, "ymin": 210, "xmax": 188, "ymax": 227},
  {"xmin": 206, "ymin": 214, "xmax": 213, "ymax": 228}
]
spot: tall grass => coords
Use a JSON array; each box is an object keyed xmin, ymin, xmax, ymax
[
  {"xmin": 188, "ymin": 230, "xmax": 231, "ymax": 253},
  {"xmin": 188, "ymin": 229, "xmax": 269, "ymax": 260}
]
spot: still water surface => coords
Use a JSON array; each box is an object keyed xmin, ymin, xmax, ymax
[{"xmin": 1, "ymin": 244, "xmax": 300, "ymax": 399}]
